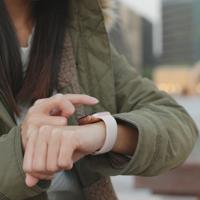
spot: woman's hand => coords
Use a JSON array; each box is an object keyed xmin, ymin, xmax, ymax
[
  {"xmin": 21, "ymin": 93, "xmax": 98, "ymax": 149},
  {"xmin": 21, "ymin": 93, "xmax": 99, "ymax": 187},
  {"xmin": 23, "ymin": 122, "xmax": 106, "ymax": 187}
]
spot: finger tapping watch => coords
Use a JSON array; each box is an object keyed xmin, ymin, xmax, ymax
[{"xmin": 89, "ymin": 112, "xmax": 118, "ymax": 155}]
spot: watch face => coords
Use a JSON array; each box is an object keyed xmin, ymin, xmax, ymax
[
  {"xmin": 78, "ymin": 112, "xmax": 111, "ymax": 125},
  {"xmin": 78, "ymin": 115, "xmax": 101, "ymax": 125}
]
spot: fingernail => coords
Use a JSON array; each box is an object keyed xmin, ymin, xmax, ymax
[{"xmin": 91, "ymin": 97, "xmax": 99, "ymax": 103}]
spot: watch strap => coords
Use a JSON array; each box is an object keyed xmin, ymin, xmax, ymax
[{"xmin": 92, "ymin": 112, "xmax": 118, "ymax": 155}]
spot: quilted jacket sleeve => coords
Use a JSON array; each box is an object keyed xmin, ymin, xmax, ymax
[
  {"xmin": 0, "ymin": 125, "xmax": 48, "ymax": 200},
  {"xmin": 77, "ymin": 47, "xmax": 198, "ymax": 180},
  {"xmin": 111, "ymin": 48, "xmax": 198, "ymax": 176}
]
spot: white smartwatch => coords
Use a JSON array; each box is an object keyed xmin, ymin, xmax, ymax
[{"xmin": 90, "ymin": 112, "xmax": 118, "ymax": 155}]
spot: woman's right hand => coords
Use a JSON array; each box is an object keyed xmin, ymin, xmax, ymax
[
  {"xmin": 21, "ymin": 93, "xmax": 98, "ymax": 186},
  {"xmin": 21, "ymin": 93, "xmax": 98, "ymax": 149}
]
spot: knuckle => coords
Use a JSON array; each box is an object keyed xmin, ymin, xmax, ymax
[
  {"xmin": 27, "ymin": 107, "xmax": 35, "ymax": 115},
  {"xmin": 25, "ymin": 116, "xmax": 34, "ymax": 126},
  {"xmin": 39, "ymin": 125, "xmax": 51, "ymax": 134},
  {"xmin": 49, "ymin": 128, "xmax": 62, "ymax": 143},
  {"xmin": 32, "ymin": 164, "xmax": 45, "ymax": 173},
  {"xmin": 25, "ymin": 116, "xmax": 33, "ymax": 125},
  {"xmin": 66, "ymin": 162, "xmax": 73, "ymax": 170},
  {"xmin": 52, "ymin": 127, "xmax": 60, "ymax": 133},
  {"xmin": 47, "ymin": 165, "xmax": 58, "ymax": 173},
  {"xmin": 39, "ymin": 131, "xmax": 49, "ymax": 141},
  {"xmin": 51, "ymin": 128, "xmax": 61, "ymax": 137},
  {"xmin": 25, "ymin": 115, "xmax": 39, "ymax": 126},
  {"xmin": 54, "ymin": 94, "xmax": 64, "ymax": 102},
  {"xmin": 38, "ymin": 126, "xmax": 51, "ymax": 141},
  {"xmin": 23, "ymin": 165, "xmax": 31, "ymax": 173},
  {"xmin": 34, "ymin": 99, "xmax": 43, "ymax": 105},
  {"xmin": 58, "ymin": 160, "xmax": 73, "ymax": 170},
  {"xmin": 67, "ymin": 106, "xmax": 75, "ymax": 115}
]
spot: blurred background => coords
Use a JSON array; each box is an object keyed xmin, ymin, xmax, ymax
[{"xmin": 105, "ymin": 0, "xmax": 200, "ymax": 199}]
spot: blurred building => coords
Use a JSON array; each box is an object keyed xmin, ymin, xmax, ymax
[
  {"xmin": 161, "ymin": 0, "xmax": 200, "ymax": 65},
  {"xmin": 142, "ymin": 18, "xmax": 154, "ymax": 69},
  {"xmin": 109, "ymin": 1, "xmax": 154, "ymax": 72},
  {"xmin": 153, "ymin": 65, "xmax": 200, "ymax": 95}
]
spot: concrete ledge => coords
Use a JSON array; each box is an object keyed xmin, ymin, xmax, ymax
[{"xmin": 135, "ymin": 163, "xmax": 200, "ymax": 196}]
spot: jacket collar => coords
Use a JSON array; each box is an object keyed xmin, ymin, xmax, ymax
[
  {"xmin": 70, "ymin": 0, "xmax": 104, "ymax": 36},
  {"xmin": 65, "ymin": 0, "xmax": 116, "ymax": 114}
]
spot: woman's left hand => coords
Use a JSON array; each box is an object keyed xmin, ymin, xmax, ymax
[{"xmin": 23, "ymin": 121, "xmax": 106, "ymax": 187}]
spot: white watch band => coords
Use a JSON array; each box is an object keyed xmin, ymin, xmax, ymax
[{"xmin": 92, "ymin": 112, "xmax": 118, "ymax": 155}]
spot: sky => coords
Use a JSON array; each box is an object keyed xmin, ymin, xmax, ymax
[{"xmin": 119, "ymin": 0, "xmax": 161, "ymax": 23}]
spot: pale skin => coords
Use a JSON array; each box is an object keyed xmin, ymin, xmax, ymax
[{"xmin": 5, "ymin": 0, "xmax": 139, "ymax": 187}]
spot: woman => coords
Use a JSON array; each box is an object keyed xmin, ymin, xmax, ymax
[{"xmin": 0, "ymin": 0, "xmax": 198, "ymax": 199}]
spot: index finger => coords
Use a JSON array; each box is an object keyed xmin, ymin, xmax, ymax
[
  {"xmin": 33, "ymin": 94, "xmax": 99, "ymax": 118},
  {"xmin": 63, "ymin": 94, "xmax": 99, "ymax": 105}
]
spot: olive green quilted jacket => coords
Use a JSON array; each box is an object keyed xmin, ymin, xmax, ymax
[{"xmin": 0, "ymin": 0, "xmax": 198, "ymax": 200}]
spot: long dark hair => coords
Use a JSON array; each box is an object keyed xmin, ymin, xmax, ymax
[{"xmin": 0, "ymin": 0, "xmax": 69, "ymax": 116}]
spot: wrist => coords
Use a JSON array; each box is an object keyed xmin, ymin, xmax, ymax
[
  {"xmin": 77, "ymin": 122, "xmax": 106, "ymax": 154},
  {"xmin": 78, "ymin": 112, "xmax": 118, "ymax": 155}
]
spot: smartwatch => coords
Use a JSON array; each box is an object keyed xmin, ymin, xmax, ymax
[{"xmin": 79, "ymin": 112, "xmax": 118, "ymax": 155}]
